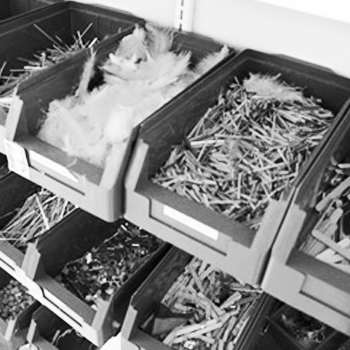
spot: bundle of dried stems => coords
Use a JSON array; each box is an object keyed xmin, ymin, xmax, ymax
[
  {"xmin": 0, "ymin": 188, "xmax": 75, "ymax": 249},
  {"xmin": 0, "ymin": 23, "xmax": 96, "ymax": 112},
  {"xmin": 149, "ymin": 257, "xmax": 261, "ymax": 350},
  {"xmin": 154, "ymin": 74, "xmax": 334, "ymax": 231}
]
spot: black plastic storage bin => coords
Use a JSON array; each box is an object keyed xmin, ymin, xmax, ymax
[
  {"xmin": 0, "ymin": 0, "xmax": 58, "ymax": 24},
  {"xmin": 15, "ymin": 212, "xmax": 170, "ymax": 346},
  {"xmin": 0, "ymin": 268, "xmax": 39, "ymax": 350},
  {"xmin": 0, "ymin": 154, "xmax": 39, "ymax": 280},
  {"xmin": 124, "ymin": 49, "xmax": 350, "ymax": 286},
  {"xmin": 0, "ymin": 0, "xmax": 143, "ymax": 153},
  {"xmin": 234, "ymin": 294, "xmax": 281, "ymax": 350},
  {"xmin": 4, "ymin": 27, "xmax": 225, "ymax": 222},
  {"xmin": 23, "ymin": 306, "xmax": 97, "ymax": 349},
  {"xmin": 268, "ymin": 305, "xmax": 348, "ymax": 350},
  {"xmin": 262, "ymin": 102, "xmax": 350, "ymax": 336},
  {"xmin": 121, "ymin": 246, "xmax": 270, "ymax": 350}
]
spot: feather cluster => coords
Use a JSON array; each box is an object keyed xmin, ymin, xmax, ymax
[
  {"xmin": 38, "ymin": 24, "xmax": 228, "ymax": 168},
  {"xmin": 243, "ymin": 73, "xmax": 304, "ymax": 102}
]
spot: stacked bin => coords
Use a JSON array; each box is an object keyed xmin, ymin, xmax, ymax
[
  {"xmin": 124, "ymin": 49, "xmax": 350, "ymax": 286},
  {"xmin": 0, "ymin": 4, "xmax": 147, "ymax": 346},
  {"xmin": 0, "ymin": 201, "xmax": 171, "ymax": 346},
  {"xmin": 5, "ymin": 304, "xmax": 98, "ymax": 349},
  {"xmin": 0, "ymin": 267, "xmax": 39, "ymax": 349},
  {"xmin": 262, "ymin": 100, "xmax": 350, "ymax": 335},
  {"xmin": 120, "ymin": 248, "xmax": 350, "ymax": 350},
  {"xmin": 0, "ymin": 5, "xmax": 232, "ymax": 348},
  {"xmin": 120, "ymin": 246, "xmax": 275, "ymax": 350},
  {"xmin": 2, "ymin": 2, "xmax": 350, "ymax": 349}
]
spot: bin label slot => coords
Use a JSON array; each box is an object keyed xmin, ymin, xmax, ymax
[
  {"xmin": 29, "ymin": 151, "xmax": 79, "ymax": 183},
  {"xmin": 4, "ymin": 140, "xmax": 30, "ymax": 179},
  {"xmin": 163, "ymin": 205, "xmax": 219, "ymax": 240}
]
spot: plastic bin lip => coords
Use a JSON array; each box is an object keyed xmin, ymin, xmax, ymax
[
  {"xmin": 140, "ymin": 48, "xmax": 350, "ymax": 138},
  {"xmin": 0, "ymin": 1, "xmax": 59, "ymax": 27},
  {"xmin": 24, "ymin": 239, "xmax": 169, "ymax": 346},
  {"xmin": 262, "ymin": 103, "xmax": 350, "ymax": 335},
  {"xmin": 0, "ymin": 2, "xmax": 65, "ymax": 33},
  {"xmin": 19, "ymin": 135, "xmax": 104, "ymax": 184},
  {"xmin": 138, "ymin": 167, "xmax": 255, "ymax": 245}
]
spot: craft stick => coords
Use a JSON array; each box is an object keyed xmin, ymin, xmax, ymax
[
  {"xmin": 316, "ymin": 176, "xmax": 350, "ymax": 212},
  {"xmin": 312, "ymin": 230, "xmax": 350, "ymax": 261}
]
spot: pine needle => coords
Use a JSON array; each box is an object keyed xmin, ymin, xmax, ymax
[
  {"xmin": 154, "ymin": 74, "xmax": 334, "ymax": 231},
  {"xmin": 0, "ymin": 24, "xmax": 97, "ymax": 113},
  {"xmin": 0, "ymin": 189, "xmax": 75, "ymax": 249}
]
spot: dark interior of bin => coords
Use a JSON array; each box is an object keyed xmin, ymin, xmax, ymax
[
  {"xmin": 0, "ymin": 0, "xmax": 29, "ymax": 20},
  {"xmin": 0, "ymin": 269, "xmax": 11, "ymax": 290},
  {"xmin": 35, "ymin": 210, "xmax": 120, "ymax": 277},
  {"xmin": 0, "ymin": 0, "xmax": 58, "ymax": 21},
  {"xmin": 268, "ymin": 305, "xmax": 347, "ymax": 350},
  {"xmin": 0, "ymin": 160, "xmax": 39, "ymax": 229},
  {"xmin": 30, "ymin": 306, "xmax": 97, "ymax": 349},
  {"xmin": 140, "ymin": 50, "xmax": 350, "ymax": 178},
  {"xmin": 0, "ymin": 1, "xmax": 141, "ymax": 79},
  {"xmin": 127, "ymin": 248, "xmax": 192, "ymax": 336},
  {"xmin": 0, "ymin": 0, "xmax": 49, "ymax": 21}
]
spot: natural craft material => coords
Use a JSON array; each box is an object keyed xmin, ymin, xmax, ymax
[
  {"xmin": 153, "ymin": 74, "xmax": 334, "ymax": 230},
  {"xmin": 0, "ymin": 188, "xmax": 75, "ymax": 250},
  {"xmin": 277, "ymin": 305, "xmax": 330, "ymax": 349},
  {"xmin": 0, "ymin": 279, "xmax": 34, "ymax": 320},
  {"xmin": 0, "ymin": 23, "xmax": 96, "ymax": 112},
  {"xmin": 38, "ymin": 23, "xmax": 229, "ymax": 167},
  {"xmin": 145, "ymin": 257, "xmax": 261, "ymax": 349},
  {"xmin": 301, "ymin": 157, "xmax": 350, "ymax": 271},
  {"xmin": 57, "ymin": 220, "xmax": 162, "ymax": 307}
]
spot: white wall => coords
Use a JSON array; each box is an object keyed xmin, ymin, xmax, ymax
[
  {"xmin": 77, "ymin": 0, "xmax": 350, "ymax": 78},
  {"xmin": 192, "ymin": 0, "xmax": 350, "ymax": 78},
  {"xmin": 76, "ymin": 0, "xmax": 177, "ymax": 27},
  {"xmin": 252, "ymin": 0, "xmax": 350, "ymax": 25}
]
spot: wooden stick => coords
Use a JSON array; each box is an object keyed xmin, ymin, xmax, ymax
[
  {"xmin": 316, "ymin": 176, "xmax": 350, "ymax": 212},
  {"xmin": 312, "ymin": 230, "xmax": 350, "ymax": 262}
]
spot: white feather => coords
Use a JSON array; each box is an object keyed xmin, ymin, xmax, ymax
[
  {"xmin": 38, "ymin": 23, "xmax": 229, "ymax": 168},
  {"xmin": 195, "ymin": 45, "xmax": 229, "ymax": 76},
  {"xmin": 145, "ymin": 23, "xmax": 174, "ymax": 57},
  {"xmin": 243, "ymin": 73, "xmax": 304, "ymax": 102},
  {"xmin": 75, "ymin": 50, "xmax": 96, "ymax": 100}
]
